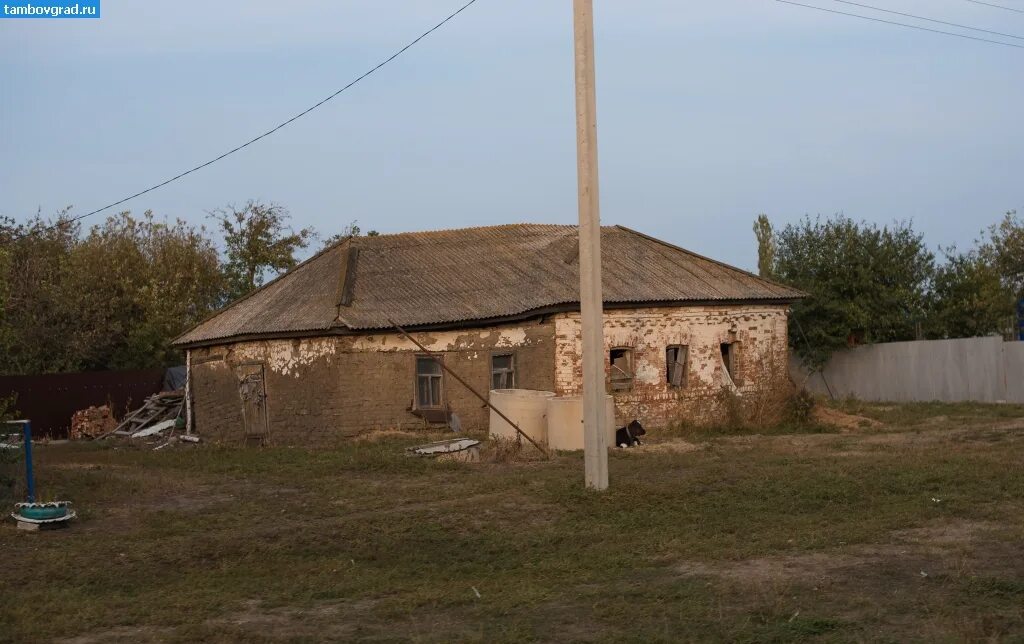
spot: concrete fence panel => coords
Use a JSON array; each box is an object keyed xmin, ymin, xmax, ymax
[
  {"xmin": 792, "ymin": 337, "xmax": 1023, "ymax": 403},
  {"xmin": 1004, "ymin": 342, "xmax": 1024, "ymax": 403}
]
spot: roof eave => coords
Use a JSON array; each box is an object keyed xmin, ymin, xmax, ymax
[{"xmin": 174, "ymin": 297, "xmax": 802, "ymax": 350}]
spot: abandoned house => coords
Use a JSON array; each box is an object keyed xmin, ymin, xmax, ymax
[{"xmin": 174, "ymin": 224, "xmax": 804, "ymax": 445}]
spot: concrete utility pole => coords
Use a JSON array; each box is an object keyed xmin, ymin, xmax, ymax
[{"xmin": 573, "ymin": 0, "xmax": 608, "ymax": 490}]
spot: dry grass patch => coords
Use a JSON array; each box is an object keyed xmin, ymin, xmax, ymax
[
  {"xmin": 812, "ymin": 404, "xmax": 883, "ymax": 431},
  {"xmin": 2, "ymin": 404, "xmax": 1024, "ymax": 642}
]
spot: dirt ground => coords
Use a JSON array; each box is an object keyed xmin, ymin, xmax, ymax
[{"xmin": 2, "ymin": 400, "xmax": 1023, "ymax": 643}]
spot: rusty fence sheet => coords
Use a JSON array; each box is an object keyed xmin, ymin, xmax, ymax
[{"xmin": 0, "ymin": 369, "xmax": 166, "ymax": 439}]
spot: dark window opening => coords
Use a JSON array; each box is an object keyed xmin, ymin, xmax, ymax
[
  {"xmin": 666, "ymin": 345, "xmax": 688, "ymax": 387},
  {"xmin": 416, "ymin": 356, "xmax": 443, "ymax": 408},
  {"xmin": 491, "ymin": 353, "xmax": 516, "ymax": 390},
  {"xmin": 720, "ymin": 342, "xmax": 740, "ymax": 385},
  {"xmin": 610, "ymin": 348, "xmax": 634, "ymax": 392}
]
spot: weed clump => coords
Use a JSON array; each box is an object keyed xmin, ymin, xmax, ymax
[
  {"xmin": 478, "ymin": 436, "xmax": 550, "ymax": 463},
  {"xmin": 787, "ymin": 388, "xmax": 817, "ymax": 425},
  {"xmin": 479, "ymin": 436, "xmax": 524, "ymax": 463}
]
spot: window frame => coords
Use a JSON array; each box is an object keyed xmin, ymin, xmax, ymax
[
  {"xmin": 490, "ymin": 351, "xmax": 517, "ymax": 391},
  {"xmin": 609, "ymin": 347, "xmax": 635, "ymax": 392},
  {"xmin": 720, "ymin": 341, "xmax": 741, "ymax": 386},
  {"xmin": 666, "ymin": 345, "xmax": 688, "ymax": 388},
  {"xmin": 414, "ymin": 355, "xmax": 445, "ymax": 409}
]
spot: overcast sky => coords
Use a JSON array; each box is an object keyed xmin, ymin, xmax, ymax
[{"xmin": 1, "ymin": 0, "xmax": 1021, "ymax": 270}]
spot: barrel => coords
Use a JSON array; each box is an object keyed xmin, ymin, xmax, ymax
[
  {"xmin": 488, "ymin": 389, "xmax": 557, "ymax": 444},
  {"xmin": 545, "ymin": 395, "xmax": 616, "ymax": 451}
]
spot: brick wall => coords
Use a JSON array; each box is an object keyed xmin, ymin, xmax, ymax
[
  {"xmin": 188, "ymin": 318, "xmax": 556, "ymax": 446},
  {"xmin": 188, "ymin": 305, "xmax": 792, "ymax": 445},
  {"xmin": 553, "ymin": 305, "xmax": 791, "ymax": 428}
]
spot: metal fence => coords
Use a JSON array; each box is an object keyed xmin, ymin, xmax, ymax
[
  {"xmin": 0, "ymin": 369, "xmax": 166, "ymax": 438},
  {"xmin": 793, "ymin": 336, "xmax": 1024, "ymax": 404}
]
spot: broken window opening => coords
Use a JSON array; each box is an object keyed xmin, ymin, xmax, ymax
[
  {"xmin": 720, "ymin": 342, "xmax": 740, "ymax": 385},
  {"xmin": 415, "ymin": 356, "xmax": 444, "ymax": 409},
  {"xmin": 609, "ymin": 348, "xmax": 634, "ymax": 392},
  {"xmin": 666, "ymin": 345, "xmax": 688, "ymax": 387},
  {"xmin": 491, "ymin": 353, "xmax": 516, "ymax": 390}
]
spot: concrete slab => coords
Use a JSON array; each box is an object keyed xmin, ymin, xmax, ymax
[{"xmin": 15, "ymin": 518, "xmax": 68, "ymax": 531}]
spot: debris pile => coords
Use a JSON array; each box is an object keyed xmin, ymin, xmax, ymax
[
  {"xmin": 100, "ymin": 391, "xmax": 185, "ymax": 441},
  {"xmin": 408, "ymin": 438, "xmax": 481, "ymax": 463},
  {"xmin": 70, "ymin": 405, "xmax": 116, "ymax": 440}
]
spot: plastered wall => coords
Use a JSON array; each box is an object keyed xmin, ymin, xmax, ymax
[
  {"xmin": 189, "ymin": 305, "xmax": 793, "ymax": 444},
  {"xmin": 553, "ymin": 305, "xmax": 791, "ymax": 427},
  {"xmin": 188, "ymin": 318, "xmax": 556, "ymax": 445}
]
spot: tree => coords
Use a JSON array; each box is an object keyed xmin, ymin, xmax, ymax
[
  {"xmin": 926, "ymin": 247, "xmax": 1012, "ymax": 339},
  {"xmin": 0, "ymin": 209, "xmax": 224, "ymax": 373},
  {"xmin": 753, "ymin": 214, "xmax": 776, "ymax": 279},
  {"xmin": 0, "ymin": 211, "xmax": 81, "ymax": 374},
  {"xmin": 210, "ymin": 201, "xmax": 315, "ymax": 301},
  {"xmin": 64, "ymin": 211, "xmax": 224, "ymax": 370},
  {"xmin": 981, "ymin": 210, "xmax": 1024, "ymax": 300},
  {"xmin": 766, "ymin": 214, "xmax": 934, "ymax": 369}
]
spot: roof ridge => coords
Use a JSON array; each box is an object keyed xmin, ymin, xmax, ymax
[
  {"xmin": 364, "ymin": 222, "xmax": 577, "ymax": 240},
  {"xmin": 613, "ymin": 225, "xmax": 806, "ymax": 297}
]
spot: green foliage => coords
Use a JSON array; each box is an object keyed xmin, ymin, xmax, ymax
[
  {"xmin": 787, "ymin": 388, "xmax": 816, "ymax": 425},
  {"xmin": 761, "ymin": 209, "xmax": 1024, "ymax": 361},
  {"xmin": 0, "ymin": 212, "xmax": 83, "ymax": 373},
  {"xmin": 210, "ymin": 201, "xmax": 315, "ymax": 301},
  {"xmin": 981, "ymin": 210, "xmax": 1024, "ymax": 300},
  {"xmin": 0, "ymin": 201, "xmax": 377, "ymax": 375},
  {"xmin": 768, "ymin": 215, "xmax": 934, "ymax": 369},
  {"xmin": 926, "ymin": 246, "xmax": 1013, "ymax": 339},
  {"xmin": 66, "ymin": 211, "xmax": 225, "ymax": 369},
  {"xmin": 753, "ymin": 213, "xmax": 775, "ymax": 279},
  {"xmin": 0, "ymin": 210, "xmax": 223, "ymax": 373}
]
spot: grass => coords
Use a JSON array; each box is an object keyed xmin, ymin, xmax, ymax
[
  {"xmin": 832, "ymin": 398, "xmax": 1024, "ymax": 430},
  {"xmin": 1, "ymin": 402, "xmax": 1024, "ymax": 642},
  {"xmin": 668, "ymin": 418, "xmax": 837, "ymax": 442}
]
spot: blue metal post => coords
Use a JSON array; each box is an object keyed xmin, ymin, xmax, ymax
[{"xmin": 22, "ymin": 421, "xmax": 34, "ymax": 503}]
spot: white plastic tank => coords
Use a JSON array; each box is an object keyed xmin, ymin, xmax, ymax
[
  {"xmin": 489, "ymin": 389, "xmax": 557, "ymax": 444},
  {"xmin": 545, "ymin": 395, "xmax": 617, "ymax": 451}
]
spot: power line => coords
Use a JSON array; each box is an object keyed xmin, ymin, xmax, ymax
[
  {"xmin": 832, "ymin": 0, "xmax": 1024, "ymax": 40},
  {"xmin": 14, "ymin": 0, "xmax": 480, "ymax": 240},
  {"xmin": 776, "ymin": 0, "xmax": 1024, "ymax": 48},
  {"xmin": 962, "ymin": 0, "xmax": 1024, "ymax": 14}
]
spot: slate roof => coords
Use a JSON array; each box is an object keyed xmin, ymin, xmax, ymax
[{"xmin": 175, "ymin": 224, "xmax": 804, "ymax": 347}]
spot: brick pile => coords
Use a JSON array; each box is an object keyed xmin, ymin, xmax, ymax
[{"xmin": 69, "ymin": 405, "xmax": 116, "ymax": 440}]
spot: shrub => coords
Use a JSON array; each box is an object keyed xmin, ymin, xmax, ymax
[{"xmin": 788, "ymin": 388, "xmax": 817, "ymax": 425}]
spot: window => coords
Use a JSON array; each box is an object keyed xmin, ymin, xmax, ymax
[
  {"xmin": 415, "ymin": 356, "xmax": 443, "ymax": 408},
  {"xmin": 666, "ymin": 345, "xmax": 688, "ymax": 387},
  {"xmin": 491, "ymin": 353, "xmax": 516, "ymax": 390},
  {"xmin": 720, "ymin": 342, "xmax": 740, "ymax": 385},
  {"xmin": 609, "ymin": 348, "xmax": 634, "ymax": 392}
]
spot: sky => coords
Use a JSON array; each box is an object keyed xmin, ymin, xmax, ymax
[{"xmin": 1, "ymin": 0, "xmax": 1021, "ymax": 270}]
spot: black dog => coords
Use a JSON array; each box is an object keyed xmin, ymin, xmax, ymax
[{"xmin": 614, "ymin": 420, "xmax": 646, "ymax": 448}]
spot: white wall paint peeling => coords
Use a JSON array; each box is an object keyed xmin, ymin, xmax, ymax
[
  {"xmin": 234, "ymin": 338, "xmax": 339, "ymax": 377},
  {"xmin": 228, "ymin": 324, "xmax": 540, "ymax": 376}
]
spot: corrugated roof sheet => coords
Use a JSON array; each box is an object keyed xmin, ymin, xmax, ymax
[{"xmin": 175, "ymin": 224, "xmax": 804, "ymax": 346}]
